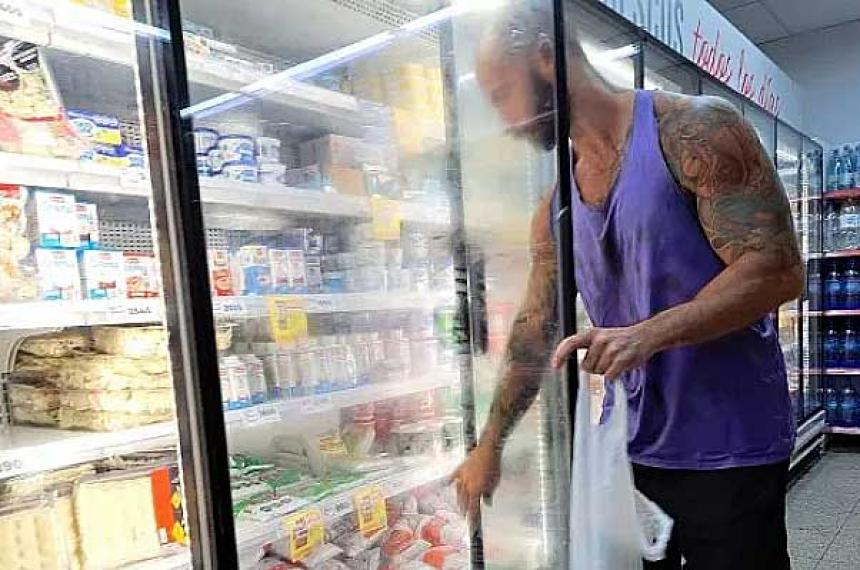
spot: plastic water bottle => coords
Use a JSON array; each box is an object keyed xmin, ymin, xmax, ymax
[
  {"xmin": 825, "ymin": 385, "xmax": 841, "ymax": 424},
  {"xmin": 840, "ymin": 201, "xmax": 860, "ymax": 250},
  {"xmin": 828, "ymin": 149, "xmax": 843, "ymax": 192},
  {"xmin": 846, "ymin": 262, "xmax": 860, "ymax": 310},
  {"xmin": 844, "ymin": 323, "xmax": 860, "ymax": 368},
  {"xmin": 825, "ymin": 265, "xmax": 845, "ymax": 309},
  {"xmin": 825, "ymin": 327, "xmax": 842, "ymax": 367},
  {"xmin": 842, "ymin": 145, "xmax": 857, "ymax": 190},
  {"xmin": 824, "ymin": 203, "xmax": 840, "ymax": 251},
  {"xmin": 841, "ymin": 386, "xmax": 859, "ymax": 427}
]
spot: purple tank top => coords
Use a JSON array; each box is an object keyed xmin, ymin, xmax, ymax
[{"xmin": 563, "ymin": 90, "xmax": 795, "ymax": 469}]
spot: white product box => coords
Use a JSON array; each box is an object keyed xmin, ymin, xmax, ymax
[
  {"xmin": 79, "ymin": 250, "xmax": 125, "ymax": 300},
  {"xmin": 36, "ymin": 248, "xmax": 81, "ymax": 301}
]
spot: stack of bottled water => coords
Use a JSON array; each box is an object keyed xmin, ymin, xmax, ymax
[
  {"xmin": 823, "ymin": 200, "xmax": 860, "ymax": 251},
  {"xmin": 826, "ymin": 144, "xmax": 860, "ymax": 192},
  {"xmin": 823, "ymin": 382, "xmax": 860, "ymax": 427}
]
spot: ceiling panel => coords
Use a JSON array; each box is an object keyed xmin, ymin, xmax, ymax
[
  {"xmin": 709, "ymin": 0, "xmax": 756, "ymax": 10},
  {"xmin": 760, "ymin": 0, "xmax": 860, "ymax": 34},
  {"xmin": 723, "ymin": 1, "xmax": 790, "ymax": 43}
]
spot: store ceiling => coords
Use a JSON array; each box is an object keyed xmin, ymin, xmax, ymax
[{"xmin": 710, "ymin": 0, "xmax": 860, "ymax": 43}]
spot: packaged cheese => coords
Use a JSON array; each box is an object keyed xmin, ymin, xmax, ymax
[
  {"xmin": 59, "ymin": 408, "xmax": 172, "ymax": 431},
  {"xmin": 19, "ymin": 331, "xmax": 90, "ymax": 357},
  {"xmin": 124, "ymin": 253, "xmax": 160, "ymax": 298},
  {"xmin": 21, "ymin": 354, "xmax": 171, "ymax": 390},
  {"xmin": 0, "ymin": 496, "xmax": 78, "ymax": 570},
  {"xmin": 11, "ymin": 404, "xmax": 60, "ymax": 426},
  {"xmin": 8, "ymin": 381, "xmax": 60, "ymax": 410},
  {"xmin": 79, "ymin": 250, "xmax": 125, "ymax": 300},
  {"xmin": 73, "ymin": 472, "xmax": 162, "ymax": 569},
  {"xmin": 36, "ymin": 248, "xmax": 81, "ymax": 301},
  {"xmin": 29, "ymin": 191, "xmax": 79, "ymax": 249},
  {"xmin": 59, "ymin": 388, "xmax": 174, "ymax": 414},
  {"xmin": 75, "ymin": 202, "xmax": 99, "ymax": 249},
  {"xmin": 93, "ymin": 325, "xmax": 166, "ymax": 358}
]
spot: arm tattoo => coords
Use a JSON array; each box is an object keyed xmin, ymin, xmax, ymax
[
  {"xmin": 656, "ymin": 94, "xmax": 801, "ymax": 268},
  {"xmin": 485, "ymin": 235, "xmax": 559, "ymax": 449}
]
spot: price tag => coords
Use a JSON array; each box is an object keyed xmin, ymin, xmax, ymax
[
  {"xmin": 371, "ymin": 196, "xmax": 402, "ymax": 241},
  {"xmin": 281, "ymin": 508, "xmax": 325, "ymax": 562},
  {"xmin": 353, "ymin": 485, "xmax": 388, "ymax": 536},
  {"xmin": 0, "ymin": 455, "xmax": 26, "ymax": 478},
  {"xmin": 212, "ymin": 298, "xmax": 245, "ymax": 318},
  {"xmin": 266, "ymin": 296, "xmax": 308, "ymax": 343}
]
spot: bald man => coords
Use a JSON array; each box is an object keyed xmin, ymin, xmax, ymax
[{"xmin": 451, "ymin": 3, "xmax": 802, "ymax": 569}]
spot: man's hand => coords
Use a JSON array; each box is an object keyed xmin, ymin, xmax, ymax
[
  {"xmin": 450, "ymin": 443, "xmax": 502, "ymax": 522},
  {"xmin": 551, "ymin": 325, "xmax": 657, "ymax": 379}
]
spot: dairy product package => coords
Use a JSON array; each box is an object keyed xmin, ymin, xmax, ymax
[
  {"xmin": 282, "ymin": 164, "xmax": 323, "ymax": 189},
  {"xmin": 0, "ymin": 496, "xmax": 78, "ymax": 570},
  {"xmin": 59, "ymin": 388, "xmax": 174, "ymax": 414},
  {"xmin": 124, "ymin": 252, "xmax": 161, "ymax": 298},
  {"xmin": 305, "ymin": 256, "xmax": 322, "ymax": 293},
  {"xmin": 257, "ymin": 136, "xmax": 281, "ymax": 163},
  {"xmin": 222, "ymin": 355, "xmax": 251, "ymax": 408},
  {"xmin": 239, "ymin": 245, "xmax": 272, "ymax": 295},
  {"xmin": 150, "ymin": 464, "xmax": 187, "ymax": 544},
  {"xmin": 240, "ymin": 354, "xmax": 267, "ymax": 404},
  {"xmin": 93, "ymin": 325, "xmax": 166, "ymax": 358},
  {"xmin": 259, "ymin": 161, "xmax": 287, "ymax": 184},
  {"xmin": 19, "ymin": 330, "xmax": 90, "ymax": 357},
  {"xmin": 66, "ymin": 109, "xmax": 122, "ymax": 147},
  {"xmin": 29, "ymin": 191, "xmax": 80, "ymax": 249},
  {"xmin": 36, "ymin": 248, "xmax": 81, "ymax": 300},
  {"xmin": 73, "ymin": 472, "xmax": 162, "ymax": 568},
  {"xmin": 208, "ymin": 248, "xmax": 235, "ymax": 296},
  {"xmin": 269, "ymin": 248, "xmax": 306, "ymax": 294},
  {"xmin": 193, "ymin": 127, "xmax": 219, "ymax": 153},
  {"xmin": 79, "ymin": 249, "xmax": 125, "ymax": 300},
  {"xmin": 222, "ymin": 161, "xmax": 259, "ymax": 183},
  {"xmin": 0, "ymin": 184, "xmax": 35, "ymax": 301},
  {"xmin": 0, "ymin": 40, "xmax": 86, "ymax": 158},
  {"xmin": 75, "ymin": 202, "xmax": 99, "ymax": 249},
  {"xmin": 217, "ymin": 134, "xmax": 256, "ymax": 164}
]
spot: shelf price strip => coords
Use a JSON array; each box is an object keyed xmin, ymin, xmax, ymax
[
  {"xmin": 353, "ymin": 484, "xmax": 388, "ymax": 536},
  {"xmin": 281, "ymin": 508, "xmax": 325, "ymax": 562}
]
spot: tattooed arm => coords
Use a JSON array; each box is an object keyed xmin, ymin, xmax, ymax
[
  {"xmin": 552, "ymin": 93, "xmax": 803, "ymax": 377},
  {"xmin": 453, "ymin": 193, "xmax": 558, "ymax": 517}
]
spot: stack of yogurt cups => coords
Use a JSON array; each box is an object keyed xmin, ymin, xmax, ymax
[{"xmin": 193, "ymin": 128, "xmax": 287, "ymax": 185}]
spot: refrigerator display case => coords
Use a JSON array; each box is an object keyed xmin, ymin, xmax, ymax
[
  {"xmin": 167, "ymin": 0, "xmax": 574, "ymax": 568},
  {"xmin": 0, "ymin": 2, "xmax": 193, "ymax": 569}
]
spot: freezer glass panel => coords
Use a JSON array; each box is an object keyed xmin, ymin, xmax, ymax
[
  {"xmin": 802, "ymin": 138, "xmax": 824, "ymax": 420},
  {"xmin": 0, "ymin": 3, "xmax": 191, "ymax": 569},
  {"xmin": 643, "ymin": 43, "xmax": 699, "ymax": 95},
  {"xmin": 175, "ymin": 0, "xmax": 569, "ymax": 567},
  {"xmin": 776, "ymin": 123, "xmax": 803, "ymax": 415},
  {"xmin": 572, "ymin": 0, "xmax": 639, "ymax": 91},
  {"xmin": 702, "ymin": 77, "xmax": 744, "ymax": 112},
  {"xmin": 745, "ymin": 104, "xmax": 776, "ymax": 162}
]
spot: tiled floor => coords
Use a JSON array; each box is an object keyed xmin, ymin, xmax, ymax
[{"xmin": 788, "ymin": 450, "xmax": 860, "ymax": 569}]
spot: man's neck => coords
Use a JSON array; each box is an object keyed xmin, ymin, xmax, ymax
[{"xmin": 566, "ymin": 57, "xmax": 634, "ymax": 157}]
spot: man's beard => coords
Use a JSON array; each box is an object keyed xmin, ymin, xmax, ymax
[{"xmin": 528, "ymin": 70, "xmax": 557, "ymax": 151}]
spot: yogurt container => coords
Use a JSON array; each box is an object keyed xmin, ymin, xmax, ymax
[
  {"xmin": 222, "ymin": 161, "xmax": 259, "ymax": 183},
  {"xmin": 259, "ymin": 162, "xmax": 286, "ymax": 185},
  {"xmin": 256, "ymin": 136, "xmax": 281, "ymax": 163},
  {"xmin": 196, "ymin": 153, "xmax": 213, "ymax": 177},
  {"xmin": 217, "ymin": 134, "xmax": 256, "ymax": 164},
  {"xmin": 208, "ymin": 149, "xmax": 225, "ymax": 174},
  {"xmin": 193, "ymin": 128, "xmax": 219, "ymax": 153}
]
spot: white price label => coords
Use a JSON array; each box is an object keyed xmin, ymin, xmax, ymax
[
  {"xmin": 213, "ymin": 299, "xmax": 245, "ymax": 318},
  {"xmin": 0, "ymin": 455, "xmax": 26, "ymax": 478}
]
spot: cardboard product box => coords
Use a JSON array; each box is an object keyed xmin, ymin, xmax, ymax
[
  {"xmin": 80, "ymin": 249, "xmax": 125, "ymax": 300},
  {"xmin": 123, "ymin": 253, "xmax": 160, "ymax": 298},
  {"xmin": 323, "ymin": 166, "xmax": 365, "ymax": 196},
  {"xmin": 299, "ymin": 134, "xmax": 365, "ymax": 170},
  {"xmin": 36, "ymin": 248, "xmax": 81, "ymax": 301},
  {"xmin": 29, "ymin": 191, "xmax": 80, "ymax": 249}
]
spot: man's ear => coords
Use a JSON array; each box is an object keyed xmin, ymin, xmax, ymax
[{"xmin": 533, "ymin": 33, "xmax": 556, "ymax": 84}]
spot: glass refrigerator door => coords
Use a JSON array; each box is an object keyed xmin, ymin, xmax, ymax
[
  {"xmin": 643, "ymin": 43, "xmax": 699, "ymax": 95},
  {"xmin": 0, "ymin": 3, "xmax": 193, "ymax": 569},
  {"xmin": 776, "ymin": 122, "xmax": 803, "ymax": 417},
  {"xmin": 802, "ymin": 137, "xmax": 824, "ymax": 420},
  {"xmin": 172, "ymin": 0, "xmax": 571, "ymax": 568}
]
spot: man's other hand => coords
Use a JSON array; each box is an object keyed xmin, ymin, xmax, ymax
[
  {"xmin": 450, "ymin": 443, "xmax": 502, "ymax": 523},
  {"xmin": 551, "ymin": 325, "xmax": 656, "ymax": 379}
]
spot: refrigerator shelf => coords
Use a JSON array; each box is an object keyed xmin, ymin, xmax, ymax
[
  {"xmin": 0, "ymin": 299, "xmax": 163, "ymax": 331},
  {"xmin": 0, "ymin": 421, "xmax": 176, "ymax": 480},
  {"xmin": 123, "ymin": 545, "xmax": 191, "ymax": 570},
  {"xmin": 827, "ymin": 426, "xmax": 860, "ymax": 435},
  {"xmin": 824, "ymin": 188, "xmax": 860, "ymax": 200},
  {"xmin": 224, "ymin": 370, "xmax": 459, "ymax": 428},
  {"xmin": 0, "ymin": 152, "xmax": 451, "ymax": 225},
  {"xmin": 234, "ymin": 454, "xmax": 462, "ymax": 558},
  {"xmin": 807, "ymin": 369, "xmax": 860, "ymax": 376}
]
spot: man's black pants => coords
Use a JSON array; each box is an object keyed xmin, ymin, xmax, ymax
[{"xmin": 633, "ymin": 460, "xmax": 791, "ymax": 570}]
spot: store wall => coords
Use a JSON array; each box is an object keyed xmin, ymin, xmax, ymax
[{"xmin": 762, "ymin": 20, "xmax": 860, "ymax": 147}]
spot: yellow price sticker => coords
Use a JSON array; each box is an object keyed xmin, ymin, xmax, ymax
[
  {"xmin": 266, "ymin": 296, "xmax": 308, "ymax": 344},
  {"xmin": 371, "ymin": 196, "xmax": 402, "ymax": 241},
  {"xmin": 353, "ymin": 485, "xmax": 388, "ymax": 536},
  {"xmin": 281, "ymin": 508, "xmax": 325, "ymax": 562}
]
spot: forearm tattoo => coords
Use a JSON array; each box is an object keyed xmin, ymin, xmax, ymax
[
  {"xmin": 655, "ymin": 93, "xmax": 801, "ymax": 268},
  {"xmin": 486, "ymin": 244, "xmax": 559, "ymax": 449}
]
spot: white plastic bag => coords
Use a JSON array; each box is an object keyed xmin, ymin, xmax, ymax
[{"xmin": 570, "ymin": 376, "xmax": 673, "ymax": 569}]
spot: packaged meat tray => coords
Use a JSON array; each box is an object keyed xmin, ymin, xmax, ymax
[
  {"xmin": 93, "ymin": 326, "xmax": 167, "ymax": 358},
  {"xmin": 19, "ymin": 331, "xmax": 90, "ymax": 358},
  {"xmin": 59, "ymin": 388, "xmax": 175, "ymax": 414},
  {"xmin": 58, "ymin": 408, "xmax": 173, "ymax": 431}
]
